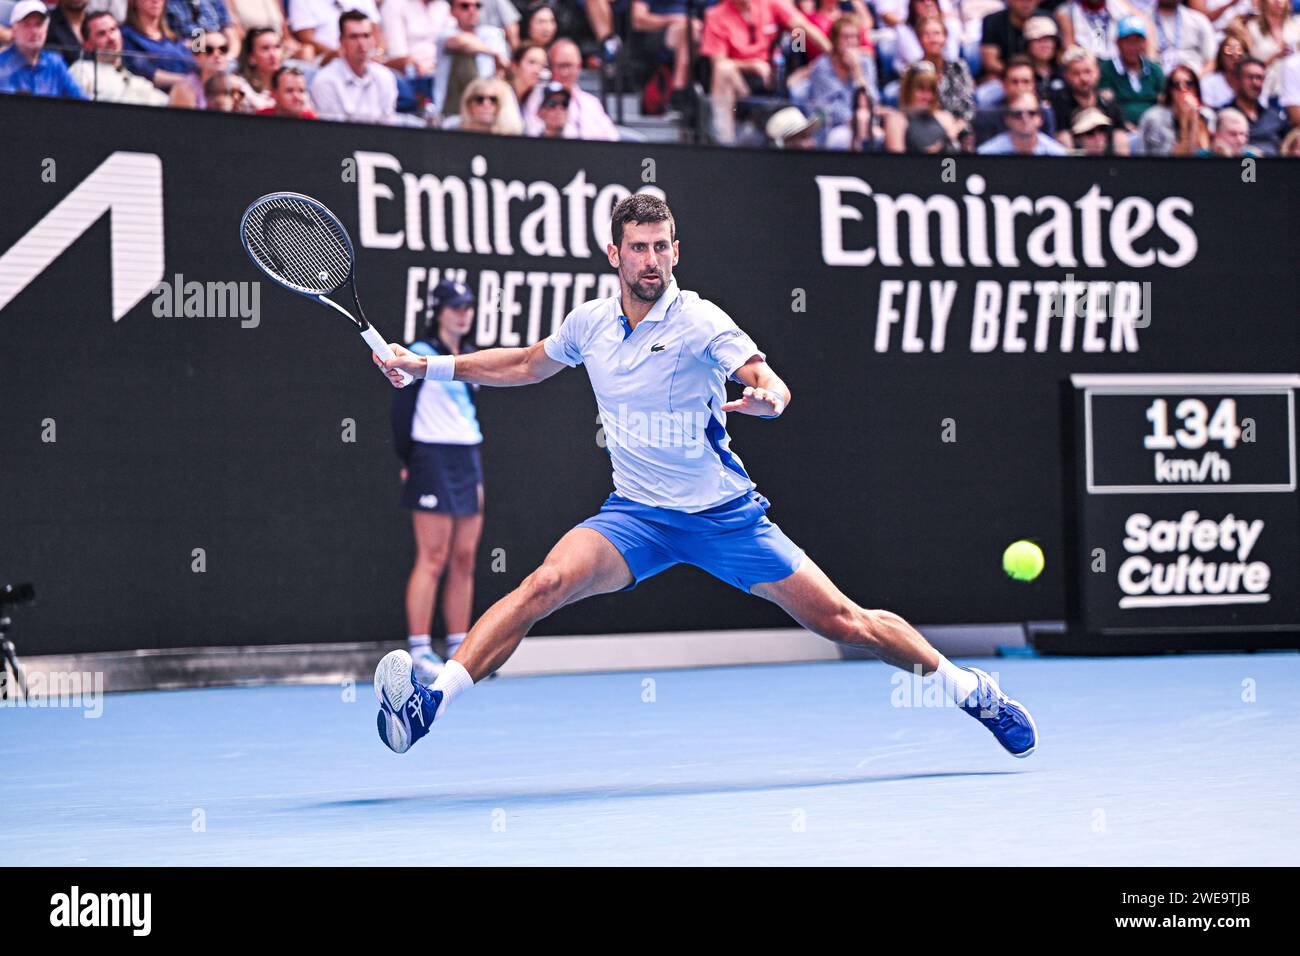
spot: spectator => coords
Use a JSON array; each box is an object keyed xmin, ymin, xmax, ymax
[
  {"xmin": 1138, "ymin": 62, "xmax": 1211, "ymax": 153},
  {"xmin": 630, "ymin": 0, "xmax": 702, "ymax": 107},
  {"xmin": 1069, "ymin": 104, "xmax": 1116, "ymax": 152},
  {"xmin": 1052, "ymin": 44, "xmax": 1128, "ymax": 150},
  {"xmin": 532, "ymin": 77, "xmax": 570, "ymax": 135},
  {"xmin": 578, "ymin": 0, "xmax": 621, "ymax": 64},
  {"xmin": 1056, "ymin": 0, "xmax": 1144, "ymax": 64},
  {"xmin": 232, "ymin": 0, "xmax": 298, "ymax": 58},
  {"xmin": 508, "ymin": 40, "xmax": 546, "ymax": 101},
  {"xmin": 204, "ymin": 69, "xmax": 250, "ymax": 108},
  {"xmin": 69, "ymin": 8, "xmax": 169, "ymax": 101},
  {"xmin": 381, "ymin": 0, "xmax": 450, "ymax": 79},
  {"xmin": 291, "ymin": 0, "xmax": 381, "ymax": 61},
  {"xmin": 845, "ymin": 81, "xmax": 880, "ymax": 149},
  {"xmin": 981, "ymin": 0, "xmax": 1043, "ymax": 81},
  {"xmin": 257, "ymin": 63, "xmax": 316, "ymax": 115},
  {"xmin": 434, "ymin": 0, "xmax": 510, "ymax": 116},
  {"xmin": 121, "ymin": 0, "xmax": 197, "ymax": 89},
  {"xmin": 478, "ymin": 0, "xmax": 520, "ymax": 49},
  {"xmin": 1022, "ymin": 15, "xmax": 1064, "ymax": 99},
  {"xmin": 172, "ymin": 28, "xmax": 235, "ymax": 106},
  {"xmin": 1229, "ymin": 55, "xmax": 1289, "ymax": 154},
  {"xmin": 1201, "ymin": 33, "xmax": 1244, "ymax": 109},
  {"xmin": 978, "ymin": 88, "xmax": 1070, "ymax": 150},
  {"xmin": 522, "ymin": 2, "xmax": 558, "ymax": 47},
  {"xmin": 46, "ymin": 0, "xmax": 91, "ymax": 65},
  {"xmin": 449, "ymin": 73, "xmax": 522, "ymax": 130},
  {"xmin": 1281, "ymin": 50, "xmax": 1300, "ymax": 128},
  {"xmin": 1278, "ymin": 124, "xmax": 1300, "ymax": 154},
  {"xmin": 1149, "ymin": 0, "xmax": 1214, "ymax": 74},
  {"xmin": 699, "ymin": 0, "xmax": 831, "ymax": 143},
  {"xmin": 884, "ymin": 60, "xmax": 965, "ymax": 150},
  {"xmin": 522, "ymin": 37, "xmax": 619, "ymax": 138},
  {"xmin": 1242, "ymin": 0, "xmax": 1299, "ymax": 103},
  {"xmin": 237, "ymin": 25, "xmax": 281, "ymax": 108},
  {"xmin": 894, "ymin": 0, "xmax": 960, "ymax": 72},
  {"xmin": 0, "ymin": 1, "xmax": 88, "ymax": 97},
  {"xmin": 973, "ymin": 55, "xmax": 1055, "ymax": 142},
  {"xmin": 796, "ymin": 15, "xmax": 879, "ymax": 140},
  {"xmin": 311, "ymin": 10, "xmax": 399, "ymax": 122},
  {"xmin": 1206, "ymin": 106, "xmax": 1257, "ymax": 155},
  {"xmin": 1099, "ymin": 16, "xmax": 1163, "ymax": 126},
  {"xmin": 164, "ymin": 0, "xmax": 235, "ymax": 53},
  {"xmin": 913, "ymin": 14, "xmax": 974, "ymax": 122},
  {"xmin": 764, "ymin": 103, "xmax": 820, "ymax": 147}
]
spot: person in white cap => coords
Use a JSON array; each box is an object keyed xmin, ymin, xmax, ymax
[
  {"xmin": 0, "ymin": 0, "xmax": 88, "ymax": 97},
  {"xmin": 764, "ymin": 104, "xmax": 820, "ymax": 147}
]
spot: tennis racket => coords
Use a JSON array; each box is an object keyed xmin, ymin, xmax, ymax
[{"xmin": 239, "ymin": 192, "xmax": 413, "ymax": 386}]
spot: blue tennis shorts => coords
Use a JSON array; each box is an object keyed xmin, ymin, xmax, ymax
[{"xmin": 577, "ymin": 490, "xmax": 805, "ymax": 593}]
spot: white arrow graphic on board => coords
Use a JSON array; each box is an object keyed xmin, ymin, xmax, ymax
[{"xmin": 0, "ymin": 151, "xmax": 164, "ymax": 322}]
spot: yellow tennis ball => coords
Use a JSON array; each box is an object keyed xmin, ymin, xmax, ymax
[{"xmin": 1003, "ymin": 540, "xmax": 1044, "ymax": 582}]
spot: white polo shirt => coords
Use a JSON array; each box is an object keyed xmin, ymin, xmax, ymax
[{"xmin": 543, "ymin": 278, "xmax": 765, "ymax": 513}]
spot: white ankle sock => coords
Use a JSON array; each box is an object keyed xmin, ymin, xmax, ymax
[
  {"xmin": 445, "ymin": 631, "xmax": 467, "ymax": 656},
  {"xmin": 431, "ymin": 660, "xmax": 474, "ymax": 718},
  {"xmin": 933, "ymin": 655, "xmax": 979, "ymax": 705},
  {"xmin": 408, "ymin": 634, "xmax": 432, "ymax": 656}
]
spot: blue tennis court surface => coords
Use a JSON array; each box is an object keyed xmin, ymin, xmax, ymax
[{"xmin": 6, "ymin": 653, "xmax": 1298, "ymax": 866}]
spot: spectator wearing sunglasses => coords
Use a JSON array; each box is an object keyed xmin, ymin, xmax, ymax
[
  {"xmin": 532, "ymin": 78, "xmax": 571, "ymax": 136},
  {"xmin": 311, "ymin": 10, "xmax": 399, "ymax": 122},
  {"xmin": 447, "ymin": 74, "xmax": 523, "ymax": 131},
  {"xmin": 977, "ymin": 89, "xmax": 1069, "ymax": 152},
  {"xmin": 69, "ymin": 9, "xmax": 169, "ymax": 102},
  {"xmin": 1137, "ymin": 62, "xmax": 1211, "ymax": 154},
  {"xmin": 434, "ymin": 0, "xmax": 510, "ymax": 116},
  {"xmin": 171, "ymin": 29, "xmax": 240, "ymax": 106}
]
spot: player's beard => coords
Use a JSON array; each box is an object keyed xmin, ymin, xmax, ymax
[{"xmin": 626, "ymin": 267, "xmax": 668, "ymax": 303}]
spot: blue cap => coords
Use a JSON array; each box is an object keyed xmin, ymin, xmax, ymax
[
  {"xmin": 1117, "ymin": 15, "xmax": 1146, "ymax": 39},
  {"xmin": 431, "ymin": 279, "xmax": 474, "ymax": 312}
]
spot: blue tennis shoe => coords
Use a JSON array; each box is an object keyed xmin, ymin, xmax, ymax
[
  {"xmin": 961, "ymin": 667, "xmax": 1038, "ymax": 757},
  {"xmin": 374, "ymin": 650, "xmax": 442, "ymax": 754}
]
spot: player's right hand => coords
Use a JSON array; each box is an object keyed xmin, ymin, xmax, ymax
[{"xmin": 373, "ymin": 343, "xmax": 424, "ymax": 388}]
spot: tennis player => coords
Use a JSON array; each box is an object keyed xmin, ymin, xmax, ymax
[
  {"xmin": 371, "ymin": 194, "xmax": 1037, "ymax": 758},
  {"xmin": 391, "ymin": 279, "xmax": 485, "ymax": 683}
]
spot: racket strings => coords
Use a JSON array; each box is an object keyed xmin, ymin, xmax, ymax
[{"xmin": 243, "ymin": 197, "xmax": 352, "ymax": 295}]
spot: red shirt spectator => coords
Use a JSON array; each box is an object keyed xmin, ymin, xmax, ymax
[{"xmin": 701, "ymin": 0, "xmax": 798, "ymax": 63}]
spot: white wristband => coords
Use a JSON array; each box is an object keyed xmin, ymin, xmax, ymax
[{"xmin": 424, "ymin": 355, "xmax": 456, "ymax": 381}]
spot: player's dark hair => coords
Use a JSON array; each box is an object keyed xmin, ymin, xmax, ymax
[{"xmin": 610, "ymin": 194, "xmax": 675, "ymax": 250}]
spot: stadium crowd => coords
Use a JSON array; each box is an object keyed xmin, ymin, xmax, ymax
[{"xmin": 2, "ymin": 0, "xmax": 1298, "ymax": 153}]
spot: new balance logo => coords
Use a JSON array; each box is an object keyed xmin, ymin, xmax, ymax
[{"xmin": 650, "ymin": 343, "xmax": 666, "ymax": 352}]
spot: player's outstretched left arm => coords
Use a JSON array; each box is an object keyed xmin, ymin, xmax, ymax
[{"xmin": 723, "ymin": 357, "xmax": 790, "ymax": 419}]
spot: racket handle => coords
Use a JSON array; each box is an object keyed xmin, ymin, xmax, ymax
[{"xmin": 361, "ymin": 326, "xmax": 414, "ymax": 386}]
